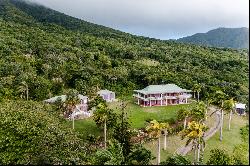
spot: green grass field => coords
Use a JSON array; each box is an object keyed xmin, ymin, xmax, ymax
[
  {"xmin": 72, "ymin": 97, "xmax": 191, "ymax": 138},
  {"xmin": 70, "ymin": 97, "xmax": 248, "ymax": 165},
  {"xmin": 143, "ymin": 106, "xmax": 218, "ymax": 164},
  {"xmin": 108, "ymin": 99, "xmax": 192, "ymax": 129},
  {"xmin": 72, "ymin": 118, "xmax": 102, "ymax": 139},
  {"xmin": 185, "ymin": 113, "xmax": 248, "ymax": 164}
]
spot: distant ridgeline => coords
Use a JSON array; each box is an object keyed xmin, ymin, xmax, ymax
[
  {"xmin": 0, "ymin": 0, "xmax": 248, "ymax": 103},
  {"xmin": 176, "ymin": 27, "xmax": 249, "ymax": 49}
]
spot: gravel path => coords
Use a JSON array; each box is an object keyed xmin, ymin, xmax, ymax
[{"xmin": 176, "ymin": 106, "xmax": 221, "ymax": 155}]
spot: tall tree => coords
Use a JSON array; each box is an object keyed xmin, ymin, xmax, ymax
[
  {"xmin": 93, "ymin": 103, "xmax": 113, "ymax": 149},
  {"xmin": 196, "ymin": 84, "xmax": 202, "ymax": 102},
  {"xmin": 17, "ymin": 81, "xmax": 29, "ymax": 100},
  {"xmin": 146, "ymin": 120, "xmax": 167, "ymax": 165},
  {"xmin": 163, "ymin": 122, "xmax": 170, "ymax": 151},
  {"xmin": 180, "ymin": 121, "xmax": 207, "ymax": 164},
  {"xmin": 88, "ymin": 95, "xmax": 107, "ymax": 111},
  {"xmin": 64, "ymin": 89, "xmax": 80, "ymax": 119},
  {"xmin": 214, "ymin": 90, "xmax": 226, "ymax": 141},
  {"xmin": 192, "ymin": 83, "xmax": 202, "ymax": 101},
  {"xmin": 177, "ymin": 108, "xmax": 190, "ymax": 129},
  {"xmin": 191, "ymin": 84, "xmax": 197, "ymax": 99},
  {"xmin": 190, "ymin": 101, "xmax": 207, "ymax": 122},
  {"xmin": 112, "ymin": 101, "xmax": 133, "ymax": 162},
  {"xmin": 204, "ymin": 93, "xmax": 214, "ymax": 120},
  {"xmin": 223, "ymin": 98, "xmax": 236, "ymax": 131}
]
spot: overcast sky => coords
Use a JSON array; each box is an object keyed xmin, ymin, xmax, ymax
[{"xmin": 30, "ymin": 0, "xmax": 249, "ymax": 39}]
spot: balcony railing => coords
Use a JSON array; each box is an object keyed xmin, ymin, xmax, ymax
[
  {"xmin": 133, "ymin": 94, "xmax": 145, "ymax": 99},
  {"xmin": 133, "ymin": 93, "xmax": 192, "ymax": 100},
  {"xmin": 164, "ymin": 96, "xmax": 177, "ymax": 99},
  {"xmin": 178, "ymin": 94, "xmax": 192, "ymax": 98}
]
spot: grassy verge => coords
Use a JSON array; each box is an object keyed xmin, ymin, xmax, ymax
[
  {"xmin": 186, "ymin": 113, "xmax": 248, "ymax": 164},
  {"xmin": 143, "ymin": 106, "xmax": 217, "ymax": 164},
  {"xmin": 144, "ymin": 134, "xmax": 186, "ymax": 164}
]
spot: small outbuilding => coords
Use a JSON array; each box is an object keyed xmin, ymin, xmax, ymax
[
  {"xmin": 235, "ymin": 103, "xmax": 246, "ymax": 115},
  {"xmin": 44, "ymin": 94, "xmax": 90, "ymax": 118},
  {"xmin": 97, "ymin": 89, "xmax": 116, "ymax": 102}
]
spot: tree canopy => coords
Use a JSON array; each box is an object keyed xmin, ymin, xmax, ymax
[
  {"xmin": 0, "ymin": 0, "xmax": 248, "ymax": 104},
  {"xmin": 0, "ymin": 100, "xmax": 87, "ymax": 165}
]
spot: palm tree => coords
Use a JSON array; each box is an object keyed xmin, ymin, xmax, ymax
[
  {"xmin": 204, "ymin": 93, "xmax": 214, "ymax": 120},
  {"xmin": 180, "ymin": 121, "xmax": 207, "ymax": 164},
  {"xmin": 63, "ymin": 90, "xmax": 80, "ymax": 130},
  {"xmin": 17, "ymin": 81, "xmax": 29, "ymax": 100},
  {"xmin": 64, "ymin": 90, "xmax": 80, "ymax": 119},
  {"xmin": 191, "ymin": 101, "xmax": 207, "ymax": 122},
  {"xmin": 192, "ymin": 83, "xmax": 202, "ymax": 101},
  {"xmin": 93, "ymin": 103, "xmax": 109, "ymax": 149},
  {"xmin": 192, "ymin": 84, "xmax": 197, "ymax": 99},
  {"xmin": 146, "ymin": 120, "xmax": 167, "ymax": 165},
  {"xmin": 163, "ymin": 122, "xmax": 170, "ymax": 151},
  {"xmin": 223, "ymin": 98, "xmax": 236, "ymax": 131},
  {"xmin": 177, "ymin": 108, "xmax": 190, "ymax": 129},
  {"xmin": 17, "ymin": 84, "xmax": 26, "ymax": 99},
  {"xmin": 214, "ymin": 90, "xmax": 226, "ymax": 141},
  {"xmin": 196, "ymin": 85, "xmax": 202, "ymax": 102}
]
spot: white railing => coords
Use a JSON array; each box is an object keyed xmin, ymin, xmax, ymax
[
  {"xmin": 133, "ymin": 93, "xmax": 191, "ymax": 100},
  {"xmin": 178, "ymin": 94, "xmax": 192, "ymax": 98},
  {"xmin": 164, "ymin": 96, "xmax": 177, "ymax": 99},
  {"xmin": 133, "ymin": 94, "xmax": 146, "ymax": 99}
]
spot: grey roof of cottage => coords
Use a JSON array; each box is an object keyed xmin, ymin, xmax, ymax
[
  {"xmin": 235, "ymin": 103, "xmax": 246, "ymax": 109},
  {"xmin": 134, "ymin": 84, "xmax": 192, "ymax": 94},
  {"xmin": 97, "ymin": 89, "xmax": 115, "ymax": 95},
  {"xmin": 44, "ymin": 94, "xmax": 88, "ymax": 103}
]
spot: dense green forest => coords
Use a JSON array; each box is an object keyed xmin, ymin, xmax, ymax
[
  {"xmin": 177, "ymin": 27, "xmax": 249, "ymax": 49},
  {"xmin": 0, "ymin": 0, "xmax": 249, "ymax": 165},
  {"xmin": 0, "ymin": 0, "xmax": 248, "ymax": 103}
]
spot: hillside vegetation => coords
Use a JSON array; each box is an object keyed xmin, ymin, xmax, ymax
[
  {"xmin": 177, "ymin": 27, "xmax": 249, "ymax": 49},
  {"xmin": 0, "ymin": 0, "xmax": 248, "ymax": 103}
]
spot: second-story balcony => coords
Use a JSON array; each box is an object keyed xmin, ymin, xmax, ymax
[
  {"xmin": 133, "ymin": 94, "xmax": 145, "ymax": 100},
  {"xmin": 134, "ymin": 93, "xmax": 192, "ymax": 101},
  {"xmin": 178, "ymin": 94, "xmax": 192, "ymax": 99},
  {"xmin": 164, "ymin": 96, "xmax": 177, "ymax": 99}
]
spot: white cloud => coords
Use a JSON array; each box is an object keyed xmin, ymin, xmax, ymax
[{"xmin": 30, "ymin": 0, "xmax": 249, "ymax": 39}]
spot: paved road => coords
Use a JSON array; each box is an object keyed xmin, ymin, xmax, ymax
[{"xmin": 176, "ymin": 106, "xmax": 221, "ymax": 155}]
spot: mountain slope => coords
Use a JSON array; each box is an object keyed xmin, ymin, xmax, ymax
[
  {"xmin": 177, "ymin": 27, "xmax": 249, "ymax": 49},
  {"xmin": 0, "ymin": 0, "xmax": 248, "ymax": 103},
  {"xmin": 1, "ymin": 0, "xmax": 130, "ymax": 38}
]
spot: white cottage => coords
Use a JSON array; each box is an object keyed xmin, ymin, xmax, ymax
[
  {"xmin": 235, "ymin": 103, "xmax": 246, "ymax": 115},
  {"xmin": 97, "ymin": 89, "xmax": 116, "ymax": 102},
  {"xmin": 44, "ymin": 94, "xmax": 91, "ymax": 118}
]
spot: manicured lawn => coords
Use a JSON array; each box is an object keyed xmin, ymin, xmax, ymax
[
  {"xmin": 72, "ymin": 97, "xmax": 192, "ymax": 139},
  {"xmin": 144, "ymin": 134, "xmax": 186, "ymax": 164},
  {"xmin": 66, "ymin": 98, "xmax": 248, "ymax": 165},
  {"xmin": 186, "ymin": 113, "xmax": 249, "ymax": 164},
  {"xmin": 107, "ymin": 97, "xmax": 193, "ymax": 129},
  {"xmin": 72, "ymin": 118, "xmax": 102, "ymax": 139}
]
